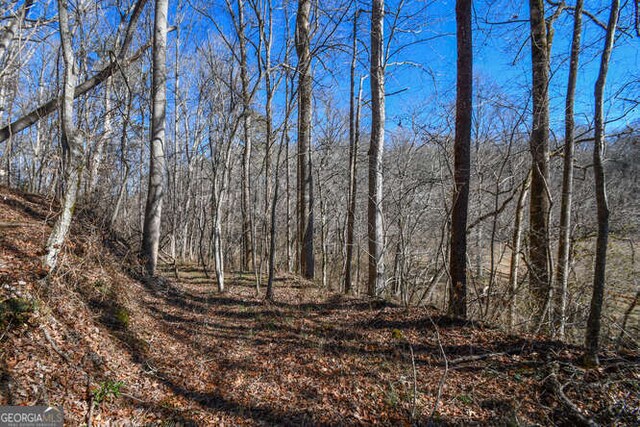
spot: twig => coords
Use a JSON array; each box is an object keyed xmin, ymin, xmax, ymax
[
  {"xmin": 40, "ymin": 325, "xmax": 71, "ymax": 363},
  {"xmin": 408, "ymin": 342, "xmax": 418, "ymax": 421},
  {"xmin": 0, "ymin": 320, "xmax": 12, "ymax": 342},
  {"xmin": 428, "ymin": 316, "xmax": 448, "ymax": 421}
]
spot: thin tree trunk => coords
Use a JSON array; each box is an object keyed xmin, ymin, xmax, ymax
[
  {"xmin": 449, "ymin": 0, "xmax": 472, "ymax": 318},
  {"xmin": 616, "ymin": 286, "xmax": 639, "ymax": 349},
  {"xmin": 585, "ymin": 0, "xmax": 619, "ymax": 367},
  {"xmin": 296, "ymin": 0, "xmax": 314, "ymax": 279},
  {"xmin": 170, "ymin": 23, "xmax": 181, "ymax": 261},
  {"xmin": 367, "ymin": 0, "xmax": 385, "ymax": 296},
  {"xmin": 266, "ymin": 119, "xmax": 289, "ymax": 300},
  {"xmin": 110, "ymin": 85, "xmax": 133, "ymax": 230},
  {"xmin": 237, "ymin": 0, "xmax": 254, "ymax": 273},
  {"xmin": 88, "ymin": 77, "xmax": 112, "ymax": 195},
  {"xmin": 344, "ymin": 7, "xmax": 360, "ymax": 294},
  {"xmin": 555, "ymin": 0, "xmax": 583, "ymax": 340},
  {"xmin": 262, "ymin": 1, "xmax": 274, "ymax": 277},
  {"xmin": 508, "ymin": 171, "xmax": 531, "ymax": 331},
  {"xmin": 141, "ymin": 0, "xmax": 168, "ymax": 276},
  {"xmin": 285, "ymin": 129, "xmax": 292, "ymax": 272},
  {"xmin": 317, "ymin": 170, "xmax": 328, "ymax": 289}
]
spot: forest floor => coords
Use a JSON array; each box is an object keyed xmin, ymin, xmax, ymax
[{"xmin": 1, "ymin": 185, "xmax": 639, "ymax": 426}]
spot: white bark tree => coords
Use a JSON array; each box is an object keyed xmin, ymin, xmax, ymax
[
  {"xmin": 142, "ymin": 0, "xmax": 169, "ymax": 276},
  {"xmin": 368, "ymin": 0, "xmax": 385, "ymax": 296}
]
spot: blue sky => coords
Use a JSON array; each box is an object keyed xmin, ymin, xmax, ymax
[
  {"xmin": 32, "ymin": 0, "xmax": 638, "ymax": 142},
  {"xmin": 375, "ymin": 0, "xmax": 640, "ymax": 136}
]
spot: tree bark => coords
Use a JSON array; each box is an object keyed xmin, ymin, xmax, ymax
[
  {"xmin": 508, "ymin": 172, "xmax": 531, "ymax": 331},
  {"xmin": 296, "ymin": 0, "xmax": 314, "ymax": 279},
  {"xmin": 368, "ymin": 0, "xmax": 385, "ymax": 297},
  {"xmin": 528, "ymin": 0, "xmax": 552, "ymax": 322},
  {"xmin": 43, "ymin": 0, "xmax": 83, "ymax": 271},
  {"xmin": 555, "ymin": 0, "xmax": 583, "ymax": 340},
  {"xmin": 141, "ymin": 0, "xmax": 168, "ymax": 276},
  {"xmin": 237, "ymin": 0, "xmax": 254, "ymax": 273},
  {"xmin": 367, "ymin": 0, "xmax": 386, "ymax": 297},
  {"xmin": 344, "ymin": 7, "xmax": 360, "ymax": 294},
  {"xmin": 88, "ymin": 77, "xmax": 112, "ymax": 196},
  {"xmin": 367, "ymin": 0, "xmax": 385, "ymax": 296},
  {"xmin": 448, "ymin": 0, "xmax": 472, "ymax": 319},
  {"xmin": 585, "ymin": 0, "xmax": 619, "ymax": 367}
]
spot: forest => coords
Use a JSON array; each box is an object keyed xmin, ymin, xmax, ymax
[{"xmin": 0, "ymin": 0, "xmax": 638, "ymax": 425}]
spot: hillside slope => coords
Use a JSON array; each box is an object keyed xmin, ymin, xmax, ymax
[{"xmin": 0, "ymin": 186, "xmax": 638, "ymax": 426}]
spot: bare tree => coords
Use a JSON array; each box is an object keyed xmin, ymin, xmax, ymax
[
  {"xmin": 344, "ymin": 5, "xmax": 360, "ymax": 294},
  {"xmin": 448, "ymin": 0, "xmax": 472, "ymax": 318},
  {"xmin": 141, "ymin": 0, "xmax": 169, "ymax": 276},
  {"xmin": 508, "ymin": 172, "xmax": 531, "ymax": 330},
  {"xmin": 43, "ymin": 0, "xmax": 83, "ymax": 270},
  {"xmin": 555, "ymin": 0, "xmax": 583, "ymax": 339},
  {"xmin": 368, "ymin": 0, "xmax": 385, "ymax": 296},
  {"xmin": 296, "ymin": 0, "xmax": 314, "ymax": 279},
  {"xmin": 527, "ymin": 0, "xmax": 552, "ymax": 323},
  {"xmin": 236, "ymin": 0, "xmax": 255, "ymax": 273},
  {"xmin": 585, "ymin": 0, "xmax": 619, "ymax": 367}
]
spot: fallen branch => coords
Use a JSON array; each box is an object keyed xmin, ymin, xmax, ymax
[
  {"xmin": 449, "ymin": 347, "xmax": 521, "ymax": 366},
  {"xmin": 544, "ymin": 361, "xmax": 597, "ymax": 427},
  {"xmin": 407, "ymin": 341, "xmax": 418, "ymax": 421},
  {"xmin": 40, "ymin": 325, "xmax": 71, "ymax": 364}
]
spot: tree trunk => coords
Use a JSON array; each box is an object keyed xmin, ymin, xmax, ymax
[
  {"xmin": 344, "ymin": 7, "xmax": 360, "ymax": 294},
  {"xmin": 585, "ymin": 0, "xmax": 619, "ymax": 367},
  {"xmin": 267, "ymin": 123, "xmax": 289, "ymax": 300},
  {"xmin": 448, "ymin": 0, "xmax": 472, "ymax": 319},
  {"xmin": 555, "ymin": 0, "xmax": 583, "ymax": 340},
  {"xmin": 43, "ymin": 0, "xmax": 83, "ymax": 271},
  {"xmin": 141, "ymin": 0, "xmax": 168, "ymax": 276},
  {"xmin": 88, "ymin": 77, "xmax": 112, "ymax": 196},
  {"xmin": 508, "ymin": 172, "xmax": 531, "ymax": 331},
  {"xmin": 237, "ymin": 0, "xmax": 254, "ymax": 273},
  {"xmin": 285, "ymin": 128, "xmax": 292, "ymax": 272},
  {"xmin": 367, "ymin": 0, "xmax": 385, "ymax": 297},
  {"xmin": 110, "ymin": 85, "xmax": 133, "ymax": 230},
  {"xmin": 528, "ymin": 0, "xmax": 552, "ymax": 322},
  {"xmin": 296, "ymin": 0, "xmax": 314, "ymax": 279}
]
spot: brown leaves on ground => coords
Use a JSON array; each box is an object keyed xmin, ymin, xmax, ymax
[{"xmin": 0, "ymin": 186, "xmax": 638, "ymax": 426}]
